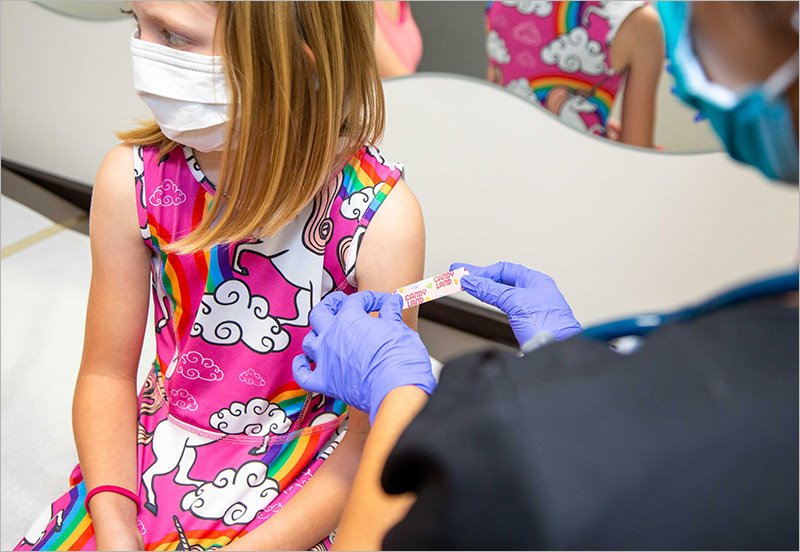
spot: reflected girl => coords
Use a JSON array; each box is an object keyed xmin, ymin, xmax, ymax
[{"xmin": 486, "ymin": 0, "xmax": 664, "ymax": 148}]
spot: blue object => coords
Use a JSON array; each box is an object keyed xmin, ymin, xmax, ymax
[
  {"xmin": 292, "ymin": 291, "xmax": 436, "ymax": 424},
  {"xmin": 657, "ymin": 1, "xmax": 799, "ymax": 183},
  {"xmin": 583, "ymin": 270, "xmax": 799, "ymax": 342},
  {"xmin": 451, "ymin": 261, "xmax": 582, "ymax": 348}
]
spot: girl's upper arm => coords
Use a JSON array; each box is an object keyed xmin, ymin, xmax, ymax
[
  {"xmin": 612, "ymin": 4, "xmax": 665, "ymax": 148},
  {"xmin": 79, "ymin": 144, "xmax": 152, "ymax": 379},
  {"xmin": 354, "ymin": 177, "xmax": 425, "ymax": 329}
]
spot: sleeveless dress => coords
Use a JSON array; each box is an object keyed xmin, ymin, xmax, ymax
[
  {"xmin": 15, "ymin": 144, "xmax": 403, "ymax": 551},
  {"xmin": 486, "ymin": 0, "xmax": 645, "ymax": 136}
]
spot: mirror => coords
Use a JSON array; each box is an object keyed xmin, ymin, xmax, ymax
[
  {"xmin": 34, "ymin": 1, "xmax": 127, "ymax": 21},
  {"xmin": 31, "ymin": 0, "xmax": 721, "ymax": 152},
  {"xmin": 406, "ymin": 0, "xmax": 721, "ymax": 152}
]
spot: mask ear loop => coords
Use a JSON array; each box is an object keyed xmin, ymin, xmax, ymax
[
  {"xmin": 763, "ymin": 8, "xmax": 800, "ymax": 100},
  {"xmin": 762, "ymin": 51, "xmax": 799, "ymax": 100}
]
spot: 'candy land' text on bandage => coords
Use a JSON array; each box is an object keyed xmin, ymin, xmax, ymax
[{"xmin": 393, "ymin": 267, "xmax": 469, "ymax": 310}]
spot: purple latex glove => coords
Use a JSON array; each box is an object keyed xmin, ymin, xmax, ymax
[
  {"xmin": 292, "ymin": 290, "xmax": 435, "ymax": 424},
  {"xmin": 451, "ymin": 261, "xmax": 582, "ymax": 348}
]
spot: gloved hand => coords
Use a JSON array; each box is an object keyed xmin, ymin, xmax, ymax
[
  {"xmin": 292, "ymin": 290, "xmax": 435, "ymax": 424},
  {"xmin": 451, "ymin": 261, "xmax": 582, "ymax": 349}
]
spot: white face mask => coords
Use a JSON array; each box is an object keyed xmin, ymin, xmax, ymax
[{"xmin": 130, "ymin": 34, "xmax": 230, "ymax": 153}]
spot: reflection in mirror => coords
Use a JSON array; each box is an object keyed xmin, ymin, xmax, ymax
[
  {"xmin": 410, "ymin": 0, "xmax": 721, "ymax": 152},
  {"xmin": 34, "ymin": 1, "xmax": 128, "ymax": 21}
]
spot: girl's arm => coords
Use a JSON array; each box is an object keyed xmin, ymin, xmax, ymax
[
  {"xmin": 610, "ymin": 4, "xmax": 665, "ymax": 148},
  {"xmin": 228, "ymin": 178, "xmax": 424, "ymax": 550},
  {"xmin": 72, "ymin": 144, "xmax": 152, "ymax": 550}
]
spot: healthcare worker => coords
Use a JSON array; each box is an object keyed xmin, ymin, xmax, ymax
[{"xmin": 292, "ymin": 2, "xmax": 799, "ymax": 549}]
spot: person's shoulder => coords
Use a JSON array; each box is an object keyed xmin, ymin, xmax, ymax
[
  {"xmin": 94, "ymin": 143, "xmax": 135, "ymax": 199},
  {"xmin": 345, "ymin": 143, "xmax": 423, "ymax": 296},
  {"xmin": 610, "ymin": 3, "xmax": 664, "ymax": 70},
  {"xmin": 613, "ymin": 3, "xmax": 664, "ymax": 49},
  {"xmin": 98, "ymin": 143, "xmax": 134, "ymax": 175},
  {"xmin": 90, "ymin": 143, "xmax": 148, "ymax": 249}
]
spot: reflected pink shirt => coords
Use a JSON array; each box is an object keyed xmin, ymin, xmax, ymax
[{"xmin": 375, "ymin": 1, "xmax": 423, "ymax": 73}]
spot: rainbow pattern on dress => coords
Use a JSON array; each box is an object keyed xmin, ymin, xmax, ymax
[
  {"xmin": 339, "ymin": 150, "xmax": 401, "ymax": 225},
  {"xmin": 554, "ymin": 1, "xmax": 585, "ymax": 35},
  {"xmin": 528, "ymin": 74, "xmax": 615, "ymax": 123}
]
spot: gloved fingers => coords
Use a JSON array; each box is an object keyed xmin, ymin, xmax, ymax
[
  {"xmin": 452, "ymin": 261, "xmax": 522, "ymax": 286},
  {"xmin": 292, "ymin": 354, "xmax": 324, "ymax": 394},
  {"xmin": 301, "ymin": 330, "xmax": 319, "ymax": 361},
  {"xmin": 309, "ymin": 291, "xmax": 347, "ymax": 333},
  {"xmin": 460, "ymin": 274, "xmax": 514, "ymax": 309},
  {"xmin": 340, "ymin": 290, "xmax": 393, "ymax": 315},
  {"xmin": 461, "ymin": 261, "xmax": 553, "ymax": 289},
  {"xmin": 449, "ymin": 262, "xmax": 483, "ymax": 274},
  {"xmin": 378, "ymin": 293, "xmax": 404, "ymax": 322},
  {"xmin": 552, "ymin": 311, "xmax": 583, "ymax": 340}
]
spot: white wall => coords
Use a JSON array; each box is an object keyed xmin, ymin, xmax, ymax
[{"xmin": 1, "ymin": 0, "xmax": 149, "ymax": 185}]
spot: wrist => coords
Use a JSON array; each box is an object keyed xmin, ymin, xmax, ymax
[{"xmin": 86, "ymin": 491, "xmax": 139, "ymax": 526}]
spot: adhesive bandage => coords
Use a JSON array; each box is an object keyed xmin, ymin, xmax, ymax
[{"xmin": 393, "ymin": 267, "xmax": 469, "ymax": 310}]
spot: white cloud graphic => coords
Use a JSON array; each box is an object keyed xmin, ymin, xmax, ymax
[
  {"xmin": 148, "ymin": 179, "xmax": 187, "ymax": 207},
  {"xmin": 170, "ymin": 388, "xmax": 198, "ymax": 411},
  {"xmin": 486, "ymin": 30, "xmax": 510, "ymax": 65},
  {"xmin": 506, "ymin": 78, "xmax": 537, "ymax": 102},
  {"xmin": 181, "ymin": 461, "xmax": 279, "ymax": 525},
  {"xmin": 541, "ymin": 27, "xmax": 607, "ymax": 76},
  {"xmin": 191, "ymin": 279, "xmax": 290, "ymax": 354},
  {"xmin": 512, "ymin": 21, "xmax": 543, "ymax": 47},
  {"xmin": 366, "ymin": 145, "xmax": 386, "ymax": 165},
  {"xmin": 340, "ymin": 187, "xmax": 377, "ymax": 221},
  {"xmin": 177, "ymin": 352, "xmax": 224, "ymax": 382},
  {"xmin": 239, "ymin": 368, "xmax": 266, "ymax": 387},
  {"xmin": 501, "ymin": 0, "xmax": 553, "ymax": 16},
  {"xmin": 209, "ymin": 398, "xmax": 291, "ymax": 437}
]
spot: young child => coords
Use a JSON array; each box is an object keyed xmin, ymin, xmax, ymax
[{"xmin": 15, "ymin": 2, "xmax": 424, "ymax": 550}]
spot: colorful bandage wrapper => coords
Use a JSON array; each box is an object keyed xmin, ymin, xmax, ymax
[{"xmin": 393, "ymin": 267, "xmax": 469, "ymax": 310}]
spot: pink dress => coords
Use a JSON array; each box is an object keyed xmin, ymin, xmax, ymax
[
  {"xmin": 375, "ymin": 1, "xmax": 423, "ymax": 73},
  {"xmin": 15, "ymin": 144, "xmax": 403, "ymax": 550},
  {"xmin": 486, "ymin": 0, "xmax": 645, "ymax": 136}
]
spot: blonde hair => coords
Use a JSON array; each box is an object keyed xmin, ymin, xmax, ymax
[{"xmin": 118, "ymin": 2, "xmax": 385, "ymax": 253}]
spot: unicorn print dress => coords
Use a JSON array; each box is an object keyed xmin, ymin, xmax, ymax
[
  {"xmin": 15, "ymin": 144, "xmax": 403, "ymax": 551},
  {"xmin": 486, "ymin": 0, "xmax": 645, "ymax": 136}
]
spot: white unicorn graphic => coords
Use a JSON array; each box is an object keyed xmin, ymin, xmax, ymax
[
  {"xmin": 231, "ymin": 183, "xmax": 337, "ymax": 327},
  {"xmin": 545, "ymin": 88, "xmax": 605, "ymax": 135}
]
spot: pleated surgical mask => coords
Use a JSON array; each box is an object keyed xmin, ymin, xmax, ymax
[
  {"xmin": 658, "ymin": 3, "xmax": 799, "ymax": 183},
  {"xmin": 130, "ymin": 34, "xmax": 230, "ymax": 153}
]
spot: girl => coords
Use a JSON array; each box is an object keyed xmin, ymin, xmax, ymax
[
  {"xmin": 15, "ymin": 2, "xmax": 424, "ymax": 550},
  {"xmin": 485, "ymin": 0, "xmax": 664, "ymax": 148}
]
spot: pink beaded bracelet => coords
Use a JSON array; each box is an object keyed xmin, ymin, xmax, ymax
[{"xmin": 84, "ymin": 485, "xmax": 142, "ymax": 516}]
